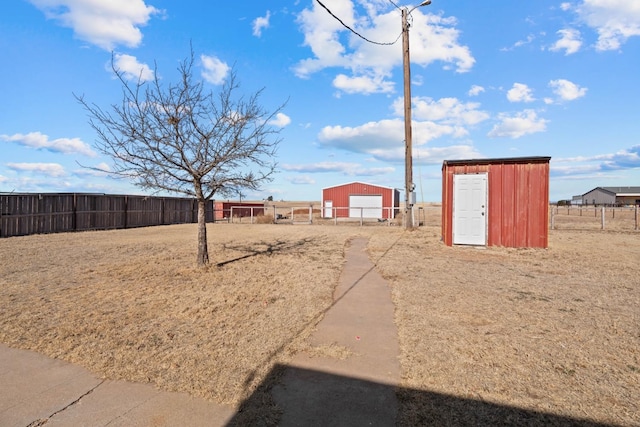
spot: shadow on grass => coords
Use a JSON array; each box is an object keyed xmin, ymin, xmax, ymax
[
  {"xmin": 227, "ymin": 364, "xmax": 620, "ymax": 427},
  {"xmin": 216, "ymin": 237, "xmax": 317, "ymax": 268}
]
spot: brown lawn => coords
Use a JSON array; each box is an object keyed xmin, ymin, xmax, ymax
[{"xmin": 0, "ymin": 209, "xmax": 638, "ymax": 425}]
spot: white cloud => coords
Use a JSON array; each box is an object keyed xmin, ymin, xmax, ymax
[
  {"xmin": 553, "ymin": 145, "xmax": 640, "ymax": 172},
  {"xmin": 601, "ymin": 145, "xmax": 640, "ymax": 170},
  {"xmin": 112, "ymin": 53, "xmax": 153, "ymax": 82},
  {"xmin": 369, "ymin": 143, "xmax": 482, "ymax": 164},
  {"xmin": 507, "ymin": 83, "xmax": 535, "ymax": 103},
  {"xmin": 549, "ymin": 79, "xmax": 587, "ymax": 101},
  {"xmin": 488, "ymin": 110, "xmax": 548, "ymax": 139},
  {"xmin": 268, "ymin": 113, "xmax": 292, "ymax": 128},
  {"xmin": 400, "ymin": 97, "xmax": 490, "ymax": 126},
  {"xmin": 333, "ymin": 73, "xmax": 394, "ymax": 95},
  {"xmin": 7, "ymin": 162, "xmax": 67, "ymax": 177},
  {"xmin": 282, "ymin": 161, "xmax": 394, "ymax": 176},
  {"xmin": 550, "ymin": 28, "xmax": 582, "ymax": 55},
  {"xmin": 315, "ymin": 94, "xmax": 488, "ymax": 162},
  {"xmin": 575, "ymin": 0, "xmax": 640, "ymax": 51},
  {"xmin": 28, "ymin": 0, "xmax": 161, "ymax": 50},
  {"xmin": 287, "ymin": 175, "xmax": 316, "ymax": 185},
  {"xmin": 282, "ymin": 162, "xmax": 361, "ymax": 173},
  {"xmin": 318, "ymin": 118, "xmax": 468, "ymax": 157},
  {"xmin": 253, "ymin": 11, "xmax": 271, "ymax": 37},
  {"xmin": 200, "ymin": 54, "xmax": 230, "ymax": 85},
  {"xmin": 468, "ymin": 85, "xmax": 485, "ymax": 96},
  {"xmin": 1, "ymin": 131, "xmax": 96, "ymax": 157},
  {"xmin": 501, "ymin": 34, "xmax": 536, "ymax": 51},
  {"xmin": 413, "ymin": 145, "xmax": 482, "ymax": 164},
  {"xmin": 294, "ymin": 2, "xmax": 474, "ymax": 93}
]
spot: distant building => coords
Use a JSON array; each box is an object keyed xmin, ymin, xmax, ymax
[
  {"xmin": 321, "ymin": 182, "xmax": 400, "ymax": 219},
  {"xmin": 578, "ymin": 187, "xmax": 640, "ymax": 206}
]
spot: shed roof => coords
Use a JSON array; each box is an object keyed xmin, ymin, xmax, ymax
[
  {"xmin": 441, "ymin": 156, "xmax": 551, "ymax": 169},
  {"xmin": 583, "ymin": 186, "xmax": 640, "ymax": 196},
  {"xmin": 321, "ymin": 181, "xmax": 397, "ymax": 191}
]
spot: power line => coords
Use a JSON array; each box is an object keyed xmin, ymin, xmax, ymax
[
  {"xmin": 314, "ymin": 0, "xmax": 401, "ymax": 46},
  {"xmin": 387, "ymin": 0, "xmax": 401, "ymax": 11}
]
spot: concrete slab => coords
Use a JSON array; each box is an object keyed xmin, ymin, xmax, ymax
[
  {"xmin": 0, "ymin": 343, "xmax": 103, "ymax": 427},
  {"xmin": 0, "ymin": 343, "xmax": 234, "ymax": 427}
]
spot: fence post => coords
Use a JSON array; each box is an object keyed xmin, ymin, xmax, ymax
[
  {"xmin": 550, "ymin": 205, "xmax": 555, "ymax": 230},
  {"xmin": 601, "ymin": 206, "xmax": 605, "ymax": 230},
  {"xmin": 73, "ymin": 193, "xmax": 78, "ymax": 231},
  {"xmin": 334, "ymin": 207, "xmax": 337, "ymax": 225},
  {"xmin": 124, "ymin": 195, "xmax": 128, "ymax": 229},
  {"xmin": 309, "ymin": 206, "xmax": 313, "ymax": 224},
  {"xmin": 636, "ymin": 205, "xmax": 639, "ymax": 231}
]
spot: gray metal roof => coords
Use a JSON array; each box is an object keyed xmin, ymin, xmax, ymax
[{"xmin": 584, "ymin": 186, "xmax": 640, "ymax": 196}]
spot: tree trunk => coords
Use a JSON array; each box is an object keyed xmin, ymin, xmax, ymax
[{"xmin": 196, "ymin": 197, "xmax": 209, "ymax": 266}]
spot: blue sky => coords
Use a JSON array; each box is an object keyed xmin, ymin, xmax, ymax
[{"xmin": 1, "ymin": 0, "xmax": 639, "ymax": 202}]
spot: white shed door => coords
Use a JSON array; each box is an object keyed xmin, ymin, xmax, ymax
[
  {"xmin": 349, "ymin": 195, "xmax": 383, "ymax": 218},
  {"xmin": 324, "ymin": 200, "xmax": 333, "ymax": 218},
  {"xmin": 453, "ymin": 174, "xmax": 487, "ymax": 245}
]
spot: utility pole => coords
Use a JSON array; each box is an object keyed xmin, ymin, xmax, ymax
[
  {"xmin": 402, "ymin": 7, "xmax": 414, "ymax": 229},
  {"xmin": 402, "ymin": 1, "xmax": 431, "ymax": 230}
]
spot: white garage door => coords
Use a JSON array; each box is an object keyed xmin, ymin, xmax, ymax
[{"xmin": 349, "ymin": 195, "xmax": 383, "ymax": 218}]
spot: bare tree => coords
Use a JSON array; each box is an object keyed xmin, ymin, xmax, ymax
[{"xmin": 77, "ymin": 51, "xmax": 283, "ymax": 265}]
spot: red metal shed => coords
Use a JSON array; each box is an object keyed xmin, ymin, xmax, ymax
[
  {"xmin": 321, "ymin": 182, "xmax": 400, "ymax": 219},
  {"xmin": 441, "ymin": 156, "xmax": 551, "ymax": 248}
]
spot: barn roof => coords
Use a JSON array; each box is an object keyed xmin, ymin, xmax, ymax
[
  {"xmin": 583, "ymin": 186, "xmax": 640, "ymax": 196},
  {"xmin": 321, "ymin": 181, "xmax": 398, "ymax": 191}
]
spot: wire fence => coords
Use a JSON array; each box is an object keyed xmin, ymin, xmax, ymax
[{"xmin": 550, "ymin": 205, "xmax": 639, "ymax": 231}]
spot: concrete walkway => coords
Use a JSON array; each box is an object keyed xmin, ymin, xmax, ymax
[
  {"xmin": 270, "ymin": 237, "xmax": 401, "ymax": 426},
  {"xmin": 1, "ymin": 237, "xmax": 400, "ymax": 426}
]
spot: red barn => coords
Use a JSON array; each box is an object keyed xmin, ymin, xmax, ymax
[
  {"xmin": 441, "ymin": 156, "xmax": 551, "ymax": 248},
  {"xmin": 213, "ymin": 201, "xmax": 265, "ymax": 220},
  {"xmin": 321, "ymin": 182, "xmax": 400, "ymax": 219}
]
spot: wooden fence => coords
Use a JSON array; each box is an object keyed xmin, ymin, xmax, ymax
[{"xmin": 0, "ymin": 193, "xmax": 216, "ymax": 238}]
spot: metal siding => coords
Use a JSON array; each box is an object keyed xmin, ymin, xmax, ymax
[
  {"xmin": 442, "ymin": 157, "xmax": 550, "ymax": 248},
  {"xmin": 323, "ymin": 182, "xmax": 394, "ymax": 219},
  {"xmin": 582, "ymin": 188, "xmax": 616, "ymax": 205},
  {"xmin": 487, "ymin": 164, "xmax": 503, "ymax": 247},
  {"xmin": 516, "ymin": 163, "xmax": 532, "ymax": 247}
]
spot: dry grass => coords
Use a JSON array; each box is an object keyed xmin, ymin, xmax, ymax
[
  {"xmin": 0, "ymin": 224, "xmax": 378, "ymax": 405},
  {"xmin": 1, "ymin": 211, "xmax": 638, "ymax": 425},
  {"xmin": 368, "ymin": 219, "xmax": 639, "ymax": 425}
]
